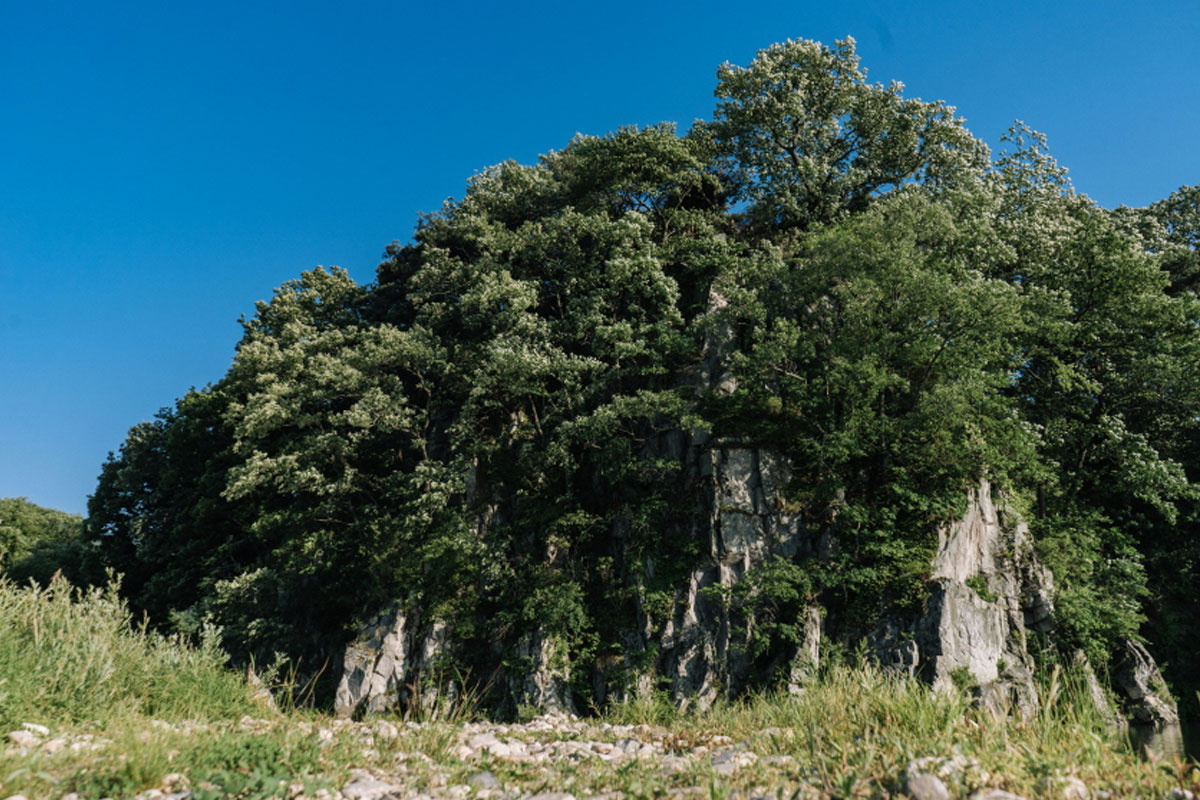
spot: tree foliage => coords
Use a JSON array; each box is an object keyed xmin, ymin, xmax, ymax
[
  {"xmin": 83, "ymin": 38, "xmax": 1200, "ymax": 709},
  {"xmin": 0, "ymin": 498, "xmax": 91, "ymax": 586}
]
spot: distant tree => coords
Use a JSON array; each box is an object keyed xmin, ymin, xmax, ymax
[{"xmin": 0, "ymin": 497, "xmax": 91, "ymax": 585}]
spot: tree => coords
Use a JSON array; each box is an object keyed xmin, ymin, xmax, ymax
[
  {"xmin": 0, "ymin": 497, "xmax": 90, "ymax": 586},
  {"xmin": 710, "ymin": 37, "xmax": 989, "ymax": 232}
]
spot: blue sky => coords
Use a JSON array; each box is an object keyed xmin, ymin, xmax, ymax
[{"xmin": 3, "ymin": 0, "xmax": 1198, "ymax": 515}]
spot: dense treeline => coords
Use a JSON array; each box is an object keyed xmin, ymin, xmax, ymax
[
  {"xmin": 72, "ymin": 40, "xmax": 1200, "ymax": 709},
  {"xmin": 0, "ymin": 498, "xmax": 90, "ymax": 587}
]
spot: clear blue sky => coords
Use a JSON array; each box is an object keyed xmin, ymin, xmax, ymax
[{"xmin": 3, "ymin": 0, "xmax": 1197, "ymax": 515}]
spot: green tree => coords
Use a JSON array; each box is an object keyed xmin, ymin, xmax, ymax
[
  {"xmin": 0, "ymin": 497, "xmax": 91, "ymax": 586},
  {"xmin": 710, "ymin": 37, "xmax": 989, "ymax": 232}
]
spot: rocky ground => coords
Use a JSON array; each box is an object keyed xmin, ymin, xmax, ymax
[{"xmin": 7, "ymin": 715, "xmax": 1192, "ymax": 800}]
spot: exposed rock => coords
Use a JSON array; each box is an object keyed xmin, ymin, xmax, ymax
[
  {"xmin": 6, "ymin": 730, "xmax": 39, "ymax": 748},
  {"xmin": 507, "ymin": 631, "xmax": 578, "ymax": 716},
  {"xmin": 711, "ymin": 748, "xmax": 757, "ymax": 776},
  {"xmin": 872, "ymin": 482, "xmax": 1049, "ymax": 717},
  {"xmin": 467, "ymin": 771, "xmax": 500, "ymax": 790},
  {"xmin": 1113, "ymin": 637, "xmax": 1179, "ymax": 726},
  {"xmin": 1131, "ymin": 722, "xmax": 1189, "ymax": 759},
  {"xmin": 334, "ymin": 605, "xmax": 451, "ymax": 718},
  {"xmin": 341, "ymin": 777, "xmax": 403, "ymax": 799},
  {"xmin": 903, "ymin": 756, "xmax": 987, "ymax": 796},
  {"xmin": 246, "ymin": 665, "xmax": 276, "ymax": 712},
  {"xmin": 342, "ymin": 474, "xmax": 1062, "ymax": 717},
  {"xmin": 1035, "ymin": 774, "xmax": 1089, "ymax": 800},
  {"xmin": 652, "ymin": 441, "xmax": 806, "ymax": 709},
  {"xmin": 1072, "ymin": 650, "xmax": 1119, "ymax": 725},
  {"xmin": 968, "ymin": 791, "xmax": 1028, "ymax": 800},
  {"xmin": 787, "ymin": 605, "xmax": 822, "ymax": 694},
  {"xmin": 904, "ymin": 773, "xmax": 951, "ymax": 800}
]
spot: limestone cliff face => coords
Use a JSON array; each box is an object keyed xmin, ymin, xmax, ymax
[
  {"xmin": 630, "ymin": 436, "xmax": 806, "ymax": 709},
  {"xmin": 334, "ymin": 605, "xmax": 451, "ymax": 719},
  {"xmin": 330, "ymin": 293, "xmax": 1179, "ymax": 721},
  {"xmin": 869, "ymin": 481, "xmax": 1051, "ymax": 717},
  {"xmin": 333, "ymin": 460, "xmax": 1175, "ymax": 723},
  {"xmin": 1114, "ymin": 637, "xmax": 1180, "ymax": 726}
]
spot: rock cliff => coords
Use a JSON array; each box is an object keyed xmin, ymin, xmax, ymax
[
  {"xmin": 334, "ymin": 461, "xmax": 1177, "ymax": 723},
  {"xmin": 869, "ymin": 481, "xmax": 1049, "ymax": 717}
]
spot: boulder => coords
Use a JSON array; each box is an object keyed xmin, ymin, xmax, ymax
[{"xmin": 1113, "ymin": 637, "xmax": 1179, "ymax": 726}]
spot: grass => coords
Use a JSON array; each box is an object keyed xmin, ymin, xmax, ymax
[
  {"xmin": 0, "ymin": 574, "xmax": 254, "ymax": 731},
  {"xmin": 0, "ymin": 574, "xmax": 1197, "ymax": 798}
]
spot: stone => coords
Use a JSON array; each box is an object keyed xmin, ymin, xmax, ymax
[
  {"xmin": 968, "ymin": 792, "xmax": 1028, "ymax": 800},
  {"xmin": 467, "ymin": 771, "xmax": 500, "ymax": 790},
  {"xmin": 20, "ymin": 723, "xmax": 49, "ymax": 737},
  {"xmin": 904, "ymin": 773, "xmax": 951, "ymax": 800},
  {"xmin": 341, "ymin": 778, "xmax": 403, "ymax": 799},
  {"xmin": 373, "ymin": 720, "xmax": 399, "ymax": 739},
  {"xmin": 1035, "ymin": 775, "xmax": 1089, "ymax": 799},
  {"xmin": 902, "ymin": 756, "xmax": 985, "ymax": 794},
  {"xmin": 1113, "ymin": 637, "xmax": 1180, "ymax": 726},
  {"xmin": 711, "ymin": 749, "xmax": 757, "ymax": 776},
  {"xmin": 6, "ymin": 730, "xmax": 39, "ymax": 748},
  {"xmin": 1071, "ymin": 650, "xmax": 1118, "ymax": 725},
  {"xmin": 787, "ymin": 605, "xmax": 822, "ymax": 694}
]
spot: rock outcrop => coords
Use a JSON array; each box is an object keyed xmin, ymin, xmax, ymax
[
  {"xmin": 1072, "ymin": 649, "xmax": 1120, "ymax": 725},
  {"xmin": 869, "ymin": 481, "xmax": 1051, "ymax": 716},
  {"xmin": 642, "ymin": 438, "xmax": 806, "ymax": 709},
  {"xmin": 335, "ymin": 455, "xmax": 1173, "ymax": 724},
  {"xmin": 1113, "ymin": 636, "xmax": 1180, "ymax": 726},
  {"xmin": 334, "ymin": 605, "xmax": 451, "ymax": 719},
  {"xmin": 507, "ymin": 631, "xmax": 578, "ymax": 716}
]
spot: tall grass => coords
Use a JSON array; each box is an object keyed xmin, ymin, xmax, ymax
[
  {"xmin": 606, "ymin": 662, "xmax": 1184, "ymax": 797},
  {"xmin": 0, "ymin": 573, "xmax": 255, "ymax": 729}
]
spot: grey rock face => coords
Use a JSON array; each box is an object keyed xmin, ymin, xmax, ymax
[
  {"xmin": 508, "ymin": 631, "xmax": 578, "ymax": 716},
  {"xmin": 787, "ymin": 605, "xmax": 822, "ymax": 694},
  {"xmin": 1113, "ymin": 637, "xmax": 1180, "ymax": 726},
  {"xmin": 636, "ymin": 439, "xmax": 807, "ymax": 710},
  {"xmin": 904, "ymin": 773, "xmax": 951, "ymax": 800},
  {"xmin": 871, "ymin": 481, "xmax": 1050, "ymax": 717},
  {"xmin": 1072, "ymin": 649, "xmax": 1119, "ymax": 725},
  {"xmin": 334, "ymin": 605, "xmax": 450, "ymax": 718}
]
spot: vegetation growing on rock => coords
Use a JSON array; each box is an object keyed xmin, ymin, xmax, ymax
[{"xmin": 66, "ymin": 38, "xmax": 1200, "ymax": 714}]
